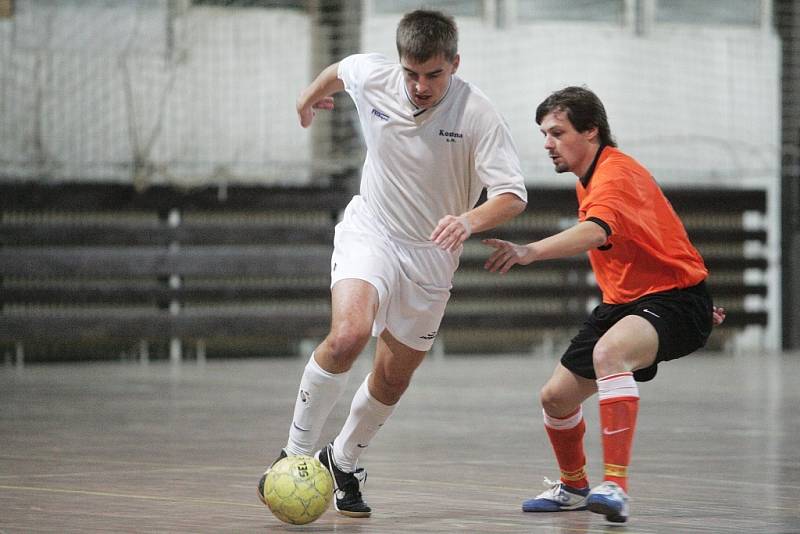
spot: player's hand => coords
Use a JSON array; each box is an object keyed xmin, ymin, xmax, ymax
[
  {"xmin": 430, "ymin": 214, "xmax": 471, "ymax": 252},
  {"xmin": 482, "ymin": 238, "xmax": 532, "ymax": 274},
  {"xmin": 712, "ymin": 306, "xmax": 726, "ymax": 326},
  {"xmin": 297, "ymin": 97, "xmax": 335, "ymax": 128}
]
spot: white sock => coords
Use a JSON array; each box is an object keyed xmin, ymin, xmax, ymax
[
  {"xmin": 285, "ymin": 353, "xmax": 350, "ymax": 456},
  {"xmin": 332, "ymin": 374, "xmax": 395, "ymax": 473}
]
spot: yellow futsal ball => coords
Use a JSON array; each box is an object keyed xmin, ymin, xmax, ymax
[{"xmin": 262, "ymin": 455, "xmax": 334, "ymax": 525}]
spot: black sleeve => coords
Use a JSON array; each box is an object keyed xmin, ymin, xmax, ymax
[{"xmin": 586, "ymin": 216, "xmax": 612, "ymax": 238}]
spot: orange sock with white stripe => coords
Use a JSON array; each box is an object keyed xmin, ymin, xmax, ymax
[
  {"xmin": 543, "ymin": 407, "xmax": 589, "ymax": 489},
  {"xmin": 597, "ymin": 372, "xmax": 639, "ymax": 492}
]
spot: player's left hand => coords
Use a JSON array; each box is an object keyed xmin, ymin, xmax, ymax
[
  {"xmin": 712, "ymin": 306, "xmax": 726, "ymax": 326},
  {"xmin": 430, "ymin": 214, "xmax": 471, "ymax": 251},
  {"xmin": 297, "ymin": 97, "xmax": 335, "ymax": 128}
]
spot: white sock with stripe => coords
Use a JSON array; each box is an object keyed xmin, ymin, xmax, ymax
[
  {"xmin": 332, "ymin": 374, "xmax": 395, "ymax": 473},
  {"xmin": 285, "ymin": 352, "xmax": 350, "ymax": 456}
]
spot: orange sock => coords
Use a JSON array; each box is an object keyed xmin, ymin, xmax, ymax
[
  {"xmin": 597, "ymin": 372, "xmax": 639, "ymax": 492},
  {"xmin": 543, "ymin": 408, "xmax": 589, "ymax": 489}
]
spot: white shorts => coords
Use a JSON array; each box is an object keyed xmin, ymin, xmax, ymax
[{"xmin": 330, "ymin": 196, "xmax": 459, "ymax": 351}]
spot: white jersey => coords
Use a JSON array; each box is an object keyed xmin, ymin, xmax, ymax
[{"xmin": 338, "ymin": 53, "xmax": 527, "ymax": 244}]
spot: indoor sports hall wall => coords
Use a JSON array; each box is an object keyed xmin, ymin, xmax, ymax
[
  {"xmin": 0, "ymin": 0, "xmax": 781, "ymax": 189},
  {"xmin": 0, "ymin": 0, "xmax": 788, "ymax": 356},
  {"xmin": 0, "ymin": 1, "xmax": 314, "ymax": 185}
]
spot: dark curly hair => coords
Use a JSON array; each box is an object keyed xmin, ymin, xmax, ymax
[{"xmin": 535, "ymin": 86, "xmax": 617, "ymax": 148}]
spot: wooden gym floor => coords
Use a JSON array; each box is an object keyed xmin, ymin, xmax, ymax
[{"xmin": 1, "ymin": 350, "xmax": 798, "ymax": 533}]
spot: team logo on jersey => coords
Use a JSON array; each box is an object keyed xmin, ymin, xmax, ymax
[
  {"xmin": 371, "ymin": 108, "xmax": 389, "ymax": 121},
  {"xmin": 439, "ymin": 129, "xmax": 463, "ymax": 143}
]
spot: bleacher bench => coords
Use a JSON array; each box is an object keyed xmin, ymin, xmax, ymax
[
  {"xmin": 0, "ymin": 182, "xmax": 348, "ymax": 362},
  {"xmin": 0, "ymin": 182, "xmax": 768, "ymax": 360}
]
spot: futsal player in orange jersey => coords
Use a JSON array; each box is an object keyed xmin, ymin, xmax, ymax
[{"xmin": 483, "ymin": 86, "xmax": 726, "ymax": 523}]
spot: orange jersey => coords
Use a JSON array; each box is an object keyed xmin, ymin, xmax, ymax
[{"xmin": 576, "ymin": 146, "xmax": 707, "ymax": 304}]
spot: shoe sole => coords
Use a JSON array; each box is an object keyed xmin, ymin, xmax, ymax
[
  {"xmin": 586, "ymin": 501, "xmax": 627, "ymax": 523},
  {"xmin": 522, "ymin": 503, "xmax": 587, "ymax": 512},
  {"xmin": 334, "ymin": 506, "xmax": 371, "ymax": 518}
]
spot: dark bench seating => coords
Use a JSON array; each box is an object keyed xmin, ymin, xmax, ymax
[
  {"xmin": 0, "ymin": 183, "xmax": 345, "ymax": 361},
  {"xmin": 0, "ymin": 182, "xmax": 768, "ymax": 360}
]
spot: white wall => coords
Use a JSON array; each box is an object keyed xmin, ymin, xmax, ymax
[
  {"xmin": 0, "ymin": 0, "xmax": 312, "ymax": 185},
  {"xmin": 0, "ymin": 1, "xmax": 782, "ymax": 188}
]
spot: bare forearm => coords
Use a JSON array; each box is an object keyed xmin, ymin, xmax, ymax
[
  {"xmin": 465, "ymin": 193, "xmax": 527, "ymax": 234},
  {"xmin": 527, "ymin": 220, "xmax": 607, "ymax": 261},
  {"xmin": 483, "ymin": 219, "xmax": 607, "ymax": 274},
  {"xmin": 297, "ymin": 62, "xmax": 345, "ymax": 110},
  {"xmin": 430, "ymin": 193, "xmax": 525, "ymax": 251}
]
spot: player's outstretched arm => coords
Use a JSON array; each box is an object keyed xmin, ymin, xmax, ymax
[
  {"xmin": 483, "ymin": 220, "xmax": 607, "ymax": 274},
  {"xmin": 430, "ymin": 193, "xmax": 526, "ymax": 252},
  {"xmin": 296, "ymin": 62, "xmax": 345, "ymax": 128}
]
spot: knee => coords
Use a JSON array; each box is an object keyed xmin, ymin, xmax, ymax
[
  {"xmin": 539, "ymin": 383, "xmax": 569, "ymax": 415},
  {"xmin": 592, "ymin": 341, "xmax": 623, "ymax": 377},
  {"xmin": 325, "ymin": 324, "xmax": 371, "ymax": 364}
]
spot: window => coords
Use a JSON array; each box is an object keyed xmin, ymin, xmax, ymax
[
  {"xmin": 516, "ymin": 0, "xmax": 625, "ymax": 24},
  {"xmin": 192, "ymin": 0, "xmax": 304, "ymax": 9},
  {"xmin": 656, "ymin": 0, "xmax": 762, "ymax": 26},
  {"xmin": 371, "ymin": 0, "xmax": 483, "ymax": 18}
]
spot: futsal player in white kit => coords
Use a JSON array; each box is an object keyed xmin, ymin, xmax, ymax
[{"xmin": 257, "ymin": 9, "xmax": 528, "ymax": 517}]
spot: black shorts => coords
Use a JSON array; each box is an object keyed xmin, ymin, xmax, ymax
[{"xmin": 560, "ymin": 281, "xmax": 714, "ymax": 382}]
